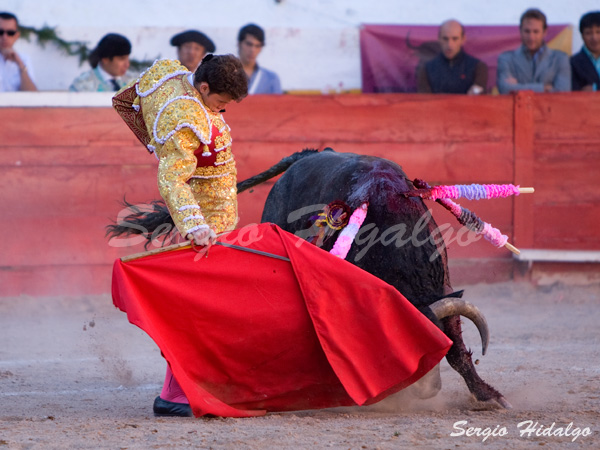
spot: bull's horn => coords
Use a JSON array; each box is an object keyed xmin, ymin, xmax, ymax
[{"xmin": 429, "ymin": 298, "xmax": 490, "ymax": 356}]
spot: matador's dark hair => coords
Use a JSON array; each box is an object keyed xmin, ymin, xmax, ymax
[{"xmin": 194, "ymin": 54, "xmax": 248, "ymax": 102}]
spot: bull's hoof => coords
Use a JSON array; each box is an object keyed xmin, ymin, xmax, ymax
[{"xmin": 495, "ymin": 396, "xmax": 513, "ymax": 409}]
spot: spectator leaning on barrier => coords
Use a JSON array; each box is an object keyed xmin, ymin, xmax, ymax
[
  {"xmin": 497, "ymin": 8, "xmax": 570, "ymax": 94},
  {"xmin": 237, "ymin": 23, "xmax": 282, "ymax": 94},
  {"xmin": 570, "ymin": 11, "xmax": 600, "ymax": 91},
  {"xmin": 170, "ymin": 30, "xmax": 216, "ymax": 72},
  {"xmin": 417, "ymin": 19, "xmax": 488, "ymax": 94},
  {"xmin": 69, "ymin": 33, "xmax": 137, "ymax": 92},
  {"xmin": 0, "ymin": 11, "xmax": 37, "ymax": 91}
]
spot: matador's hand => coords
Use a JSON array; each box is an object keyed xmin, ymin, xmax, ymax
[{"xmin": 188, "ymin": 228, "xmax": 217, "ymax": 247}]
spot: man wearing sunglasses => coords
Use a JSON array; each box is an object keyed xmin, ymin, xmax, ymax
[{"xmin": 0, "ymin": 12, "xmax": 37, "ymax": 91}]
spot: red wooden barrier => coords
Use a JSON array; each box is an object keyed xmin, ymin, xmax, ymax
[{"xmin": 0, "ymin": 92, "xmax": 598, "ymax": 297}]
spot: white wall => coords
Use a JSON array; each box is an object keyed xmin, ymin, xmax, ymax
[{"xmin": 4, "ymin": 0, "xmax": 598, "ymax": 91}]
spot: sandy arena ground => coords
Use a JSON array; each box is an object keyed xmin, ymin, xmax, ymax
[{"xmin": 0, "ymin": 280, "xmax": 599, "ymax": 449}]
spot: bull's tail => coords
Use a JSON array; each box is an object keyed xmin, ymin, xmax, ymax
[
  {"xmin": 237, "ymin": 147, "xmax": 327, "ymax": 193},
  {"xmin": 105, "ymin": 199, "xmax": 174, "ymax": 249},
  {"xmin": 106, "ymin": 148, "xmax": 330, "ymax": 247}
]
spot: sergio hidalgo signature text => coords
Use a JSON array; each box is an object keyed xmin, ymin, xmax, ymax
[{"xmin": 451, "ymin": 420, "xmax": 592, "ymax": 442}]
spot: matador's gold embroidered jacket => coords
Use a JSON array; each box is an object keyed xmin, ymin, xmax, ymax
[{"xmin": 113, "ymin": 60, "xmax": 237, "ymax": 237}]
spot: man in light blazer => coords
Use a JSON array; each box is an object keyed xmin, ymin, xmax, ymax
[{"xmin": 497, "ymin": 8, "xmax": 570, "ymax": 94}]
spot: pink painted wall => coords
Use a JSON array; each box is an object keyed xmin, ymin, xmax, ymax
[{"xmin": 1, "ymin": 92, "xmax": 598, "ymax": 296}]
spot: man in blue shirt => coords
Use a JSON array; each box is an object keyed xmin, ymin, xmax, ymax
[
  {"xmin": 571, "ymin": 11, "xmax": 600, "ymax": 91},
  {"xmin": 497, "ymin": 8, "xmax": 570, "ymax": 94},
  {"xmin": 237, "ymin": 23, "xmax": 282, "ymax": 94},
  {"xmin": 0, "ymin": 11, "xmax": 37, "ymax": 91}
]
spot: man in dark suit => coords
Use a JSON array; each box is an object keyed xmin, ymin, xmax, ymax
[
  {"xmin": 571, "ymin": 11, "xmax": 600, "ymax": 91},
  {"xmin": 417, "ymin": 19, "xmax": 488, "ymax": 94}
]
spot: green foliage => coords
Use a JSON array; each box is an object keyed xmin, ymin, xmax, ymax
[
  {"xmin": 19, "ymin": 25, "xmax": 89, "ymax": 64},
  {"xmin": 19, "ymin": 24, "xmax": 155, "ymax": 70}
]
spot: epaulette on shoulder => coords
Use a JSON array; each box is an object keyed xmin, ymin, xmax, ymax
[{"xmin": 137, "ymin": 59, "xmax": 190, "ymax": 98}]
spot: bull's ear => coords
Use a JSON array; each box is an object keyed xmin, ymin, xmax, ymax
[
  {"xmin": 431, "ymin": 290, "xmax": 465, "ymax": 302},
  {"xmin": 447, "ymin": 290, "xmax": 464, "ymax": 298},
  {"xmin": 323, "ymin": 147, "xmax": 335, "ymax": 153}
]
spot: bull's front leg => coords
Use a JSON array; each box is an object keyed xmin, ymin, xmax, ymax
[{"xmin": 442, "ymin": 316, "xmax": 512, "ymax": 408}]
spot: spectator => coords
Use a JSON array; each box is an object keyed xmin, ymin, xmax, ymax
[
  {"xmin": 70, "ymin": 33, "xmax": 136, "ymax": 92},
  {"xmin": 170, "ymin": 29, "xmax": 216, "ymax": 72},
  {"xmin": 0, "ymin": 11, "xmax": 37, "ymax": 91},
  {"xmin": 497, "ymin": 8, "xmax": 570, "ymax": 93},
  {"xmin": 237, "ymin": 23, "xmax": 282, "ymax": 94},
  {"xmin": 417, "ymin": 19, "xmax": 487, "ymax": 94},
  {"xmin": 571, "ymin": 11, "xmax": 600, "ymax": 91}
]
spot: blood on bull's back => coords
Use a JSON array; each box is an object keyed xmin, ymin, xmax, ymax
[{"xmin": 261, "ymin": 149, "xmax": 450, "ymax": 307}]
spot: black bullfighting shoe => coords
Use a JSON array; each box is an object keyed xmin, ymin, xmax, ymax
[{"xmin": 153, "ymin": 396, "xmax": 193, "ymax": 417}]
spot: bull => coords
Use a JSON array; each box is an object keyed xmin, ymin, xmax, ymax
[{"xmin": 108, "ymin": 148, "xmax": 511, "ymax": 408}]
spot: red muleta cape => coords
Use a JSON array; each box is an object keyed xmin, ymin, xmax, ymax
[{"xmin": 112, "ymin": 223, "xmax": 452, "ymax": 417}]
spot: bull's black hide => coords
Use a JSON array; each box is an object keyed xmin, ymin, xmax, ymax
[
  {"xmin": 261, "ymin": 149, "xmax": 449, "ymax": 307},
  {"xmin": 259, "ymin": 149, "xmax": 509, "ymax": 407}
]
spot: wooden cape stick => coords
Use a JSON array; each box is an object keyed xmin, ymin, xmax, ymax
[
  {"xmin": 120, "ymin": 239, "xmax": 291, "ymax": 263},
  {"xmin": 119, "ymin": 230, "xmax": 233, "ymax": 262},
  {"xmin": 120, "ymin": 241, "xmax": 192, "ymax": 262}
]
